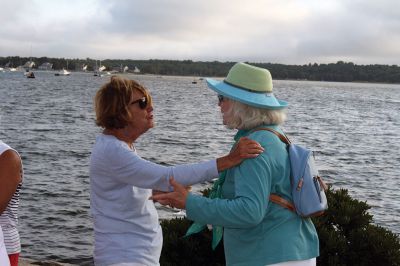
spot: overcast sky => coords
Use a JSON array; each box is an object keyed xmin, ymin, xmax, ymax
[{"xmin": 1, "ymin": 0, "xmax": 400, "ymax": 65}]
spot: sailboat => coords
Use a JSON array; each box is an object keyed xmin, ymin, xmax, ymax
[
  {"xmin": 24, "ymin": 45, "xmax": 35, "ymax": 78},
  {"xmin": 55, "ymin": 69, "xmax": 71, "ymax": 76},
  {"xmin": 5, "ymin": 61, "xmax": 17, "ymax": 71},
  {"xmin": 55, "ymin": 61, "xmax": 71, "ymax": 76},
  {"xmin": 94, "ymin": 60, "xmax": 105, "ymax": 77}
]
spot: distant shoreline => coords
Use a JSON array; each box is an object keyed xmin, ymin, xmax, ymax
[
  {"xmin": 2, "ymin": 57, "xmax": 400, "ymax": 84},
  {"xmin": 3, "ymin": 69, "xmax": 399, "ymax": 86}
]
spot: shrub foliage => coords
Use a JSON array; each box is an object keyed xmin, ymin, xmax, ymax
[{"xmin": 160, "ymin": 188, "xmax": 400, "ymax": 266}]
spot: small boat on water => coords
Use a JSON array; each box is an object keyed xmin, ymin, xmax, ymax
[
  {"xmin": 55, "ymin": 69, "xmax": 71, "ymax": 76},
  {"xmin": 93, "ymin": 60, "xmax": 106, "ymax": 77},
  {"xmin": 133, "ymin": 66, "xmax": 140, "ymax": 73},
  {"xmin": 23, "ymin": 48, "xmax": 36, "ymax": 78},
  {"xmin": 25, "ymin": 71, "xmax": 35, "ymax": 78},
  {"xmin": 93, "ymin": 70, "xmax": 104, "ymax": 77},
  {"xmin": 56, "ymin": 60, "xmax": 71, "ymax": 76}
]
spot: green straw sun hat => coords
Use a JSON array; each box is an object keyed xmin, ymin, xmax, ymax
[{"xmin": 206, "ymin": 62, "xmax": 288, "ymax": 109}]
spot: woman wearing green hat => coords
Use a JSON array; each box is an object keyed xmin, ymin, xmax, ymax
[{"xmin": 152, "ymin": 63, "xmax": 319, "ymax": 266}]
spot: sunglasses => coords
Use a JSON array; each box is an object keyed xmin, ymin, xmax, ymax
[
  {"xmin": 130, "ymin": 97, "xmax": 148, "ymax": 109},
  {"xmin": 218, "ymin": 94, "xmax": 224, "ymax": 104}
]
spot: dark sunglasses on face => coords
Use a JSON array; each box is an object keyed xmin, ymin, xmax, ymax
[
  {"xmin": 130, "ymin": 97, "xmax": 148, "ymax": 109},
  {"xmin": 218, "ymin": 94, "xmax": 224, "ymax": 104}
]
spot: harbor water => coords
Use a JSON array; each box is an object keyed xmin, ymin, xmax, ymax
[{"xmin": 0, "ymin": 71, "xmax": 399, "ymax": 264}]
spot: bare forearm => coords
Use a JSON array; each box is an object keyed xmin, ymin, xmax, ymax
[{"xmin": 216, "ymin": 155, "xmax": 236, "ymax": 172}]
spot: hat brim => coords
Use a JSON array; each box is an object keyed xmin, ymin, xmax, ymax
[{"xmin": 206, "ymin": 78, "xmax": 288, "ymax": 109}]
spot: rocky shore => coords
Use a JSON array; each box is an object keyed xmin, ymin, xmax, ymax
[{"xmin": 20, "ymin": 258, "xmax": 77, "ymax": 266}]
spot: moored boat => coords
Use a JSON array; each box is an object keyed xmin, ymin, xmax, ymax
[
  {"xmin": 55, "ymin": 69, "xmax": 71, "ymax": 76},
  {"xmin": 25, "ymin": 71, "xmax": 35, "ymax": 78}
]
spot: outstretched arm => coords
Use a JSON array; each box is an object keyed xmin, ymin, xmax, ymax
[
  {"xmin": 106, "ymin": 136, "xmax": 263, "ymax": 190},
  {"xmin": 152, "ymin": 155, "xmax": 273, "ymax": 229}
]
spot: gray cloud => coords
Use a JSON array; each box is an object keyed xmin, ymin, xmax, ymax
[{"xmin": 1, "ymin": 0, "xmax": 400, "ymax": 64}]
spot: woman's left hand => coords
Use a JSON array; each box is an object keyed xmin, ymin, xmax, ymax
[
  {"xmin": 216, "ymin": 137, "xmax": 264, "ymax": 171},
  {"xmin": 230, "ymin": 137, "xmax": 264, "ymax": 161},
  {"xmin": 150, "ymin": 177, "xmax": 188, "ymax": 209}
]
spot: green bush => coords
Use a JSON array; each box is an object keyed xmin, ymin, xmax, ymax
[
  {"xmin": 160, "ymin": 218, "xmax": 225, "ymax": 266},
  {"xmin": 160, "ymin": 188, "xmax": 400, "ymax": 265},
  {"xmin": 313, "ymin": 188, "xmax": 400, "ymax": 266}
]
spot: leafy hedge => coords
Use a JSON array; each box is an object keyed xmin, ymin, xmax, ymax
[{"xmin": 160, "ymin": 188, "xmax": 400, "ymax": 266}]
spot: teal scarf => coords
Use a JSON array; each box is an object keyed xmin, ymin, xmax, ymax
[
  {"xmin": 185, "ymin": 170, "xmax": 226, "ymax": 250},
  {"xmin": 185, "ymin": 132, "xmax": 250, "ymax": 249}
]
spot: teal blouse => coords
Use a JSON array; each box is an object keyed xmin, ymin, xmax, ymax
[{"xmin": 186, "ymin": 125, "xmax": 319, "ymax": 266}]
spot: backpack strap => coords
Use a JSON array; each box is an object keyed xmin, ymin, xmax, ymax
[
  {"xmin": 269, "ymin": 194, "xmax": 295, "ymax": 212},
  {"xmin": 250, "ymin": 127, "xmax": 296, "ymax": 213},
  {"xmin": 250, "ymin": 127, "xmax": 291, "ymax": 145}
]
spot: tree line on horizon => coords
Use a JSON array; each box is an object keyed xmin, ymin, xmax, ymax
[{"xmin": 1, "ymin": 56, "xmax": 400, "ymax": 83}]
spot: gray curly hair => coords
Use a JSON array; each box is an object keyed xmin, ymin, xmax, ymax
[{"xmin": 223, "ymin": 98, "xmax": 287, "ymax": 130}]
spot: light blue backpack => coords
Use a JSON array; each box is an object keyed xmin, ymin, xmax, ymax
[{"xmin": 253, "ymin": 128, "xmax": 328, "ymax": 217}]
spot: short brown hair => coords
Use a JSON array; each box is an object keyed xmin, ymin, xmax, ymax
[{"xmin": 94, "ymin": 76, "xmax": 152, "ymax": 129}]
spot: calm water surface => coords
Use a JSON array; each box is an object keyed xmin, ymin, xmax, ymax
[{"xmin": 0, "ymin": 71, "xmax": 399, "ymax": 264}]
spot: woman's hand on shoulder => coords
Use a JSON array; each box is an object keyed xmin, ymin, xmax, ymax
[
  {"xmin": 217, "ymin": 137, "xmax": 264, "ymax": 172},
  {"xmin": 233, "ymin": 137, "xmax": 264, "ymax": 160}
]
